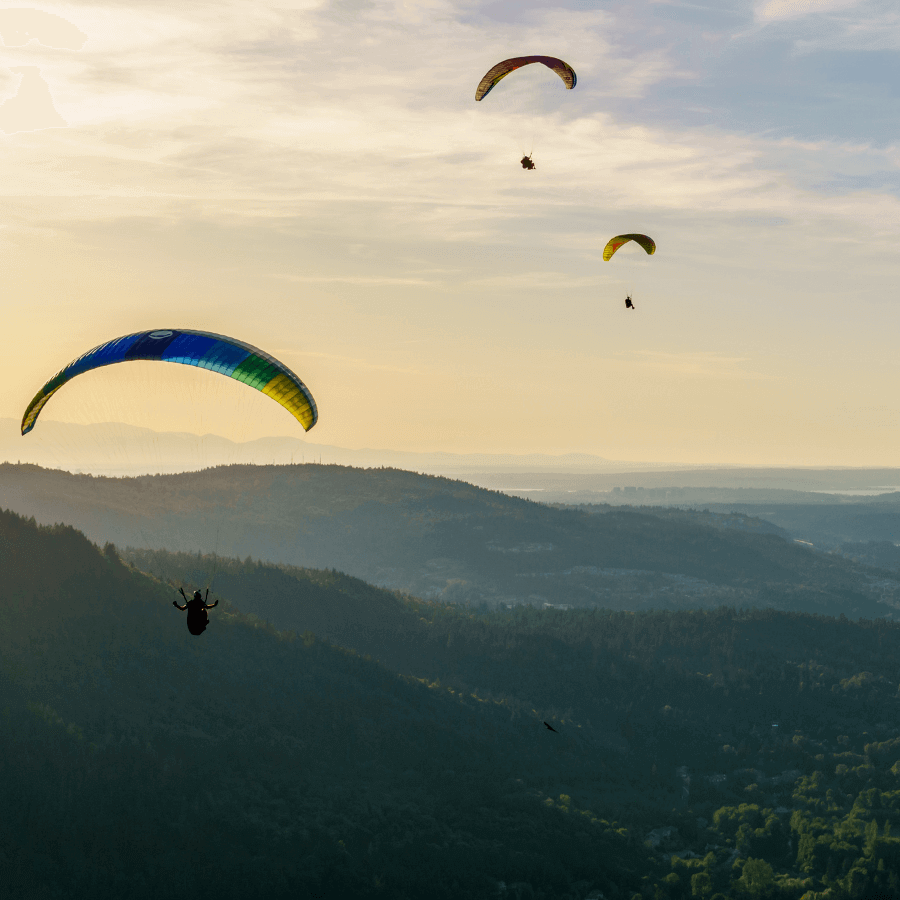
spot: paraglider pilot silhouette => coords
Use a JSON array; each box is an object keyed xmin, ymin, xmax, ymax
[
  {"xmin": 520, "ymin": 154, "xmax": 535, "ymax": 170},
  {"xmin": 174, "ymin": 588, "xmax": 218, "ymax": 636},
  {"xmin": 625, "ymin": 295, "xmax": 635, "ymax": 310}
]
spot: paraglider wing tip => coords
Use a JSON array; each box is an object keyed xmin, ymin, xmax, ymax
[{"xmin": 302, "ymin": 406, "xmax": 318, "ymax": 431}]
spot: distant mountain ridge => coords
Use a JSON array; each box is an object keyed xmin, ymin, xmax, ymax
[
  {"xmin": 7, "ymin": 419, "xmax": 900, "ymax": 494},
  {"xmin": 1, "ymin": 461, "xmax": 896, "ymax": 618},
  {"xmin": 0, "ymin": 416, "xmax": 699, "ymax": 475}
]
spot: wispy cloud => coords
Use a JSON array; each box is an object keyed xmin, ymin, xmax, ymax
[
  {"xmin": 755, "ymin": 0, "xmax": 866, "ymax": 23},
  {"xmin": 616, "ymin": 350, "xmax": 769, "ymax": 380},
  {"xmin": 271, "ymin": 273, "xmax": 435, "ymax": 285}
]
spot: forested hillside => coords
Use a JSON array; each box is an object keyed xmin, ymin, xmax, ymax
[
  {"xmin": 5, "ymin": 510, "xmax": 900, "ymax": 896},
  {"xmin": 2, "ymin": 462, "xmax": 897, "ymax": 617},
  {"xmin": 0, "ymin": 507, "xmax": 645, "ymax": 899},
  {"xmin": 5, "ymin": 509, "xmax": 900, "ymax": 896}
]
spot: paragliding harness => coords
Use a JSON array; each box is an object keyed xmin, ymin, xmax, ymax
[
  {"xmin": 520, "ymin": 154, "xmax": 535, "ymax": 170},
  {"xmin": 174, "ymin": 587, "xmax": 218, "ymax": 636},
  {"xmin": 172, "ymin": 525, "xmax": 225, "ymax": 635},
  {"xmin": 625, "ymin": 295, "xmax": 635, "ymax": 310}
]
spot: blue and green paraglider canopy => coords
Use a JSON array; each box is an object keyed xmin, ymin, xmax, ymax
[{"xmin": 21, "ymin": 329, "xmax": 318, "ymax": 435}]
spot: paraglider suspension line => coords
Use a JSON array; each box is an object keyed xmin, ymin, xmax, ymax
[{"xmin": 206, "ymin": 524, "xmax": 221, "ymax": 591}]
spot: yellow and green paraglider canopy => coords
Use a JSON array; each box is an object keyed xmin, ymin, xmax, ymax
[{"xmin": 602, "ymin": 234, "xmax": 656, "ymax": 261}]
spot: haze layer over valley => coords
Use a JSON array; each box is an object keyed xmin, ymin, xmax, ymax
[{"xmin": 3, "ymin": 461, "xmax": 898, "ymax": 620}]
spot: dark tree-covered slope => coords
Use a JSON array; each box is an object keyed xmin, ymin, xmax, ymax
[
  {"xmin": 6, "ymin": 509, "xmax": 900, "ymax": 897},
  {"xmin": 0, "ymin": 507, "xmax": 648, "ymax": 899},
  {"xmin": 121, "ymin": 546, "xmax": 900, "ymax": 777}
]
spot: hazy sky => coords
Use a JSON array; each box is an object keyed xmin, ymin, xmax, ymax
[{"xmin": 2, "ymin": 0, "xmax": 899, "ymax": 465}]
